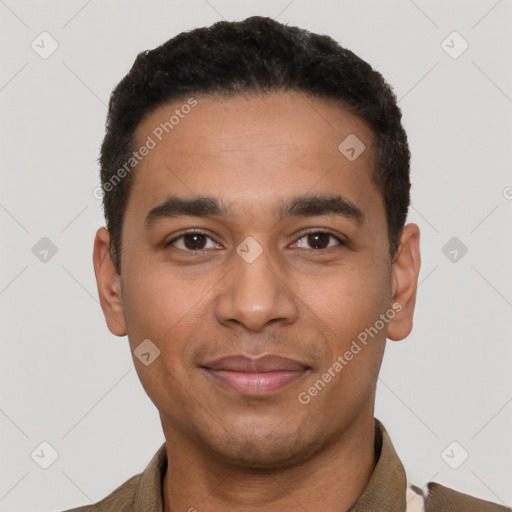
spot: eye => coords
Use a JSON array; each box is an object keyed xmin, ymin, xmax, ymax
[
  {"xmin": 166, "ymin": 231, "xmax": 220, "ymax": 251},
  {"xmin": 165, "ymin": 229, "xmax": 344, "ymax": 252},
  {"xmin": 292, "ymin": 231, "xmax": 344, "ymax": 250}
]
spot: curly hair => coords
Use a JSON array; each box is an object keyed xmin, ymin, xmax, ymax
[{"xmin": 99, "ymin": 15, "xmax": 411, "ymax": 274}]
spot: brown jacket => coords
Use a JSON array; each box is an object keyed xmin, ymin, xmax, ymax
[{"xmin": 61, "ymin": 419, "xmax": 510, "ymax": 512}]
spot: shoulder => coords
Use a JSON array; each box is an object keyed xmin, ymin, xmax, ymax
[
  {"xmin": 58, "ymin": 442, "xmax": 167, "ymax": 512},
  {"xmin": 58, "ymin": 474, "xmax": 140, "ymax": 512},
  {"xmin": 425, "ymin": 481, "xmax": 511, "ymax": 512}
]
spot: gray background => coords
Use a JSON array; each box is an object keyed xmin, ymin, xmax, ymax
[{"xmin": 1, "ymin": 1, "xmax": 511, "ymax": 510}]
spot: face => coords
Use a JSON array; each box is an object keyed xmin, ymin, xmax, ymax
[{"xmin": 94, "ymin": 91, "xmax": 420, "ymax": 469}]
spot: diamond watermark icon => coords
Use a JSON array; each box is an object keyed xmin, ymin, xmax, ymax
[
  {"xmin": 236, "ymin": 236, "xmax": 263, "ymax": 264},
  {"xmin": 134, "ymin": 338, "xmax": 161, "ymax": 366},
  {"xmin": 441, "ymin": 441, "xmax": 469, "ymax": 469},
  {"xmin": 31, "ymin": 441, "xmax": 59, "ymax": 469},
  {"xmin": 31, "ymin": 31, "xmax": 59, "ymax": 59},
  {"xmin": 32, "ymin": 237, "xmax": 58, "ymax": 263},
  {"xmin": 442, "ymin": 236, "xmax": 468, "ymax": 263},
  {"xmin": 441, "ymin": 31, "xmax": 469, "ymax": 59},
  {"xmin": 338, "ymin": 134, "xmax": 366, "ymax": 161}
]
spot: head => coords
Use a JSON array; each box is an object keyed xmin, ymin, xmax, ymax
[{"xmin": 94, "ymin": 16, "xmax": 420, "ymax": 468}]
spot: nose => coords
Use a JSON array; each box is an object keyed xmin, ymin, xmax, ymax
[{"xmin": 215, "ymin": 247, "xmax": 299, "ymax": 332}]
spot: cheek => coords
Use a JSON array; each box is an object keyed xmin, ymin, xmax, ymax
[
  {"xmin": 121, "ymin": 260, "xmax": 225, "ymax": 377},
  {"xmin": 120, "ymin": 269, "xmax": 209, "ymax": 411},
  {"xmin": 298, "ymin": 267, "xmax": 389, "ymax": 412},
  {"xmin": 121, "ymin": 264, "xmax": 201, "ymax": 346},
  {"xmin": 300, "ymin": 264, "xmax": 390, "ymax": 346}
]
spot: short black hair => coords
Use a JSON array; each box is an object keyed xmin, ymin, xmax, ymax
[{"xmin": 99, "ymin": 15, "xmax": 411, "ymax": 274}]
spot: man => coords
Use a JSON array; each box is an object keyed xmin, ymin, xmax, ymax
[{"xmin": 64, "ymin": 16, "xmax": 509, "ymax": 512}]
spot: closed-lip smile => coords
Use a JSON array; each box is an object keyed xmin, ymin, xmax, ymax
[{"xmin": 201, "ymin": 354, "xmax": 310, "ymax": 396}]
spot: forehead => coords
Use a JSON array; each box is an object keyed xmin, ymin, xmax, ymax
[{"xmin": 125, "ymin": 91, "xmax": 383, "ymax": 228}]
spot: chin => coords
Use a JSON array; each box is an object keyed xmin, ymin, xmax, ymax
[{"xmin": 205, "ymin": 426, "xmax": 323, "ymax": 470}]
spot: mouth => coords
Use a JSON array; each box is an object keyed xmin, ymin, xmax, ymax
[{"xmin": 200, "ymin": 354, "xmax": 311, "ymax": 397}]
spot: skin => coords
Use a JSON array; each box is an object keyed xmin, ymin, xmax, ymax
[{"xmin": 93, "ymin": 91, "xmax": 421, "ymax": 512}]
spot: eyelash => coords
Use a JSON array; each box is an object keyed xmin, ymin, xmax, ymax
[{"xmin": 165, "ymin": 229, "xmax": 345, "ymax": 252}]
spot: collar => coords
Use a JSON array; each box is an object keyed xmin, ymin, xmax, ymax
[
  {"xmin": 349, "ymin": 418, "xmax": 408, "ymax": 511},
  {"xmin": 132, "ymin": 440, "xmax": 167, "ymax": 512},
  {"xmin": 132, "ymin": 417, "xmax": 408, "ymax": 512}
]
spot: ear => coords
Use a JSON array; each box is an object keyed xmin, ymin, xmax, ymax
[
  {"xmin": 93, "ymin": 227, "xmax": 127, "ymax": 336},
  {"xmin": 387, "ymin": 223, "xmax": 421, "ymax": 341}
]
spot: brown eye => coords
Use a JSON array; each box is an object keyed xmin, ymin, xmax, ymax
[
  {"xmin": 307, "ymin": 232, "xmax": 330, "ymax": 249},
  {"xmin": 294, "ymin": 231, "xmax": 343, "ymax": 250},
  {"xmin": 167, "ymin": 232, "xmax": 219, "ymax": 251},
  {"xmin": 183, "ymin": 234, "xmax": 207, "ymax": 250}
]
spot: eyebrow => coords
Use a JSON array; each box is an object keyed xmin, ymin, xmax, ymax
[{"xmin": 144, "ymin": 193, "xmax": 364, "ymax": 228}]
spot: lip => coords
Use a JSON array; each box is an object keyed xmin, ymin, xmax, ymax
[
  {"xmin": 203, "ymin": 354, "xmax": 309, "ymax": 372},
  {"xmin": 201, "ymin": 354, "xmax": 310, "ymax": 396}
]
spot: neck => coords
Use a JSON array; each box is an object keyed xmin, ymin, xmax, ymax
[{"xmin": 162, "ymin": 414, "xmax": 377, "ymax": 512}]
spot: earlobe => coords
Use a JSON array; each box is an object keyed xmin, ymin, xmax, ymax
[
  {"xmin": 387, "ymin": 223, "xmax": 421, "ymax": 342},
  {"xmin": 93, "ymin": 227, "xmax": 127, "ymax": 337}
]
